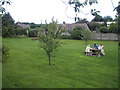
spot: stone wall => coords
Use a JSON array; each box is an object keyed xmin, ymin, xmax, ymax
[{"xmin": 91, "ymin": 33, "xmax": 119, "ymax": 41}]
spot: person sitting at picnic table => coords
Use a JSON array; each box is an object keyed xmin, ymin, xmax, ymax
[
  {"xmin": 85, "ymin": 45, "xmax": 92, "ymax": 56},
  {"xmin": 98, "ymin": 44, "xmax": 105, "ymax": 56},
  {"xmin": 93, "ymin": 43, "xmax": 98, "ymax": 49}
]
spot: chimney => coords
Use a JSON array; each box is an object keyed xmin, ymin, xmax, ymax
[{"xmin": 63, "ymin": 21, "xmax": 66, "ymax": 24}]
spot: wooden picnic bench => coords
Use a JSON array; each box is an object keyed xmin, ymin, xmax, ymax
[{"xmin": 90, "ymin": 48, "xmax": 101, "ymax": 56}]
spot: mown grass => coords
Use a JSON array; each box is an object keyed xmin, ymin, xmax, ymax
[
  {"xmin": 0, "ymin": 37, "xmax": 2, "ymax": 89},
  {"xmin": 2, "ymin": 38, "xmax": 118, "ymax": 88}
]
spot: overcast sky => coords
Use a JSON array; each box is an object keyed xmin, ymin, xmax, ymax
[{"xmin": 4, "ymin": 0, "xmax": 119, "ymax": 24}]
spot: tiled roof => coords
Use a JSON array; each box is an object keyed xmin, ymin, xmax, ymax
[
  {"xmin": 17, "ymin": 23, "xmax": 30, "ymax": 29},
  {"xmin": 61, "ymin": 23, "xmax": 90, "ymax": 31}
]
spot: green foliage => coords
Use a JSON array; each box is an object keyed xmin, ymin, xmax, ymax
[
  {"xmin": 87, "ymin": 22, "xmax": 101, "ymax": 31},
  {"xmin": 2, "ymin": 13, "xmax": 16, "ymax": 38},
  {"xmin": 114, "ymin": 2, "xmax": 120, "ymax": 34},
  {"xmin": 0, "ymin": 6, "xmax": 5, "ymax": 13},
  {"xmin": 81, "ymin": 30, "xmax": 92, "ymax": 45},
  {"xmin": 2, "ymin": 45, "xmax": 9, "ymax": 62},
  {"xmin": 109, "ymin": 23, "xmax": 118, "ymax": 33},
  {"xmin": 76, "ymin": 18, "xmax": 88, "ymax": 23},
  {"xmin": 103, "ymin": 16, "xmax": 113, "ymax": 22},
  {"xmin": 117, "ymin": 16, "xmax": 120, "ymax": 34},
  {"xmin": 30, "ymin": 23, "xmax": 37, "ymax": 28},
  {"xmin": 92, "ymin": 15, "xmax": 104, "ymax": 22},
  {"xmin": 91, "ymin": 9, "xmax": 100, "ymax": 16},
  {"xmin": 60, "ymin": 35, "xmax": 72, "ymax": 39},
  {"xmin": 114, "ymin": 2, "xmax": 120, "ymax": 15},
  {"xmin": 38, "ymin": 19, "xmax": 64, "ymax": 65},
  {"xmin": 15, "ymin": 29, "xmax": 28, "ymax": 36},
  {"xmin": 28, "ymin": 30, "xmax": 38, "ymax": 37},
  {"xmin": 100, "ymin": 23, "xmax": 107, "ymax": 27},
  {"xmin": 68, "ymin": 0, "xmax": 98, "ymax": 22},
  {"xmin": 70, "ymin": 26, "xmax": 83, "ymax": 40},
  {"xmin": 99, "ymin": 26, "xmax": 108, "ymax": 33}
]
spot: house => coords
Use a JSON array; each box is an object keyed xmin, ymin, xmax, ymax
[
  {"xmin": 60, "ymin": 22, "xmax": 90, "ymax": 36},
  {"xmin": 90, "ymin": 21, "xmax": 116, "ymax": 27},
  {"xmin": 16, "ymin": 22, "xmax": 30, "ymax": 29},
  {"xmin": 90, "ymin": 21, "xmax": 104, "ymax": 25},
  {"xmin": 61, "ymin": 22, "xmax": 90, "ymax": 32}
]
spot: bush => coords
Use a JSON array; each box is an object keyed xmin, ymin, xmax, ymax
[
  {"xmin": 81, "ymin": 30, "xmax": 92, "ymax": 45},
  {"xmin": 15, "ymin": 29, "xmax": 28, "ymax": 35},
  {"xmin": 60, "ymin": 35, "xmax": 72, "ymax": 39},
  {"xmin": 109, "ymin": 23, "xmax": 118, "ymax": 33},
  {"xmin": 2, "ymin": 25, "xmax": 17, "ymax": 38},
  {"xmin": 70, "ymin": 27, "xmax": 83, "ymax": 40},
  {"xmin": 2, "ymin": 45, "xmax": 9, "ymax": 62},
  {"xmin": 28, "ymin": 30, "xmax": 38, "ymax": 37},
  {"xmin": 99, "ymin": 26, "xmax": 108, "ymax": 33},
  {"xmin": 87, "ymin": 22, "xmax": 101, "ymax": 31}
]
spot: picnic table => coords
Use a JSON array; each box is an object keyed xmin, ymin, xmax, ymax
[{"xmin": 90, "ymin": 48, "xmax": 101, "ymax": 56}]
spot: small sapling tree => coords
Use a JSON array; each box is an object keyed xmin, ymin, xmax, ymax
[
  {"xmin": 38, "ymin": 19, "xmax": 65, "ymax": 66},
  {"xmin": 81, "ymin": 30, "xmax": 92, "ymax": 45}
]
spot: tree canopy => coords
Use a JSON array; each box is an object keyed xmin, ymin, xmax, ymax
[
  {"xmin": 68, "ymin": 0, "xmax": 98, "ymax": 22},
  {"xmin": 92, "ymin": 15, "xmax": 104, "ymax": 22},
  {"xmin": 2, "ymin": 12, "xmax": 16, "ymax": 38},
  {"xmin": 103, "ymin": 16, "xmax": 113, "ymax": 22}
]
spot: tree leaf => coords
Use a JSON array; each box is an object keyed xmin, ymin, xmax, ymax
[
  {"xmin": 2, "ymin": 1, "xmax": 5, "ymax": 5},
  {"xmin": 91, "ymin": 9, "xmax": 93, "ymax": 13},
  {"xmin": 6, "ymin": 1, "xmax": 11, "ymax": 5}
]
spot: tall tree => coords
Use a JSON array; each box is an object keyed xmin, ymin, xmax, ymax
[
  {"xmin": 92, "ymin": 15, "xmax": 104, "ymax": 22},
  {"xmin": 114, "ymin": 1, "xmax": 120, "ymax": 15},
  {"xmin": 114, "ymin": 1, "xmax": 120, "ymax": 34},
  {"xmin": 0, "ymin": 0, "xmax": 11, "ymax": 13},
  {"xmin": 38, "ymin": 19, "xmax": 65, "ymax": 66},
  {"xmin": 2, "ymin": 12, "xmax": 16, "ymax": 38}
]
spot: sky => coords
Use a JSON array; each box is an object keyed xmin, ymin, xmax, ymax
[{"xmin": 3, "ymin": 0, "xmax": 120, "ymax": 24}]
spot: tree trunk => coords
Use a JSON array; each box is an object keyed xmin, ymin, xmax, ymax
[
  {"xmin": 48, "ymin": 54, "xmax": 51, "ymax": 66},
  {"xmin": 85, "ymin": 39, "xmax": 87, "ymax": 45}
]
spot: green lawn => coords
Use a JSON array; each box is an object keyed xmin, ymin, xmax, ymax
[
  {"xmin": 0, "ymin": 37, "xmax": 2, "ymax": 89},
  {"xmin": 2, "ymin": 38, "xmax": 118, "ymax": 88}
]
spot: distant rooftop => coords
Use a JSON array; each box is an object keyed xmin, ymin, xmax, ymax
[
  {"xmin": 61, "ymin": 22, "xmax": 90, "ymax": 31},
  {"xmin": 16, "ymin": 22, "xmax": 30, "ymax": 29}
]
